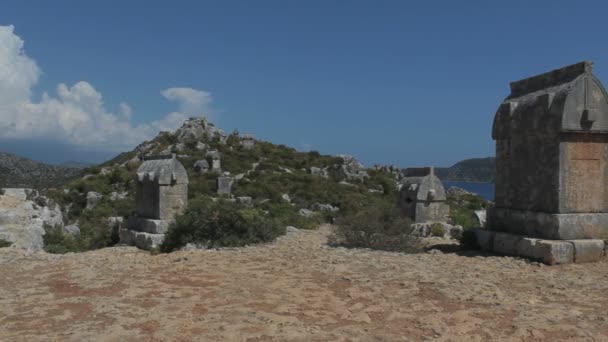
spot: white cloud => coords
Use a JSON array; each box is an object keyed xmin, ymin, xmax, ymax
[
  {"xmin": 119, "ymin": 102, "xmax": 132, "ymax": 119},
  {"xmin": 0, "ymin": 25, "xmax": 212, "ymax": 152},
  {"xmin": 161, "ymin": 87, "xmax": 212, "ymax": 117}
]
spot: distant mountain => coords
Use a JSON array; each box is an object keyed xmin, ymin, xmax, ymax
[
  {"xmin": 0, "ymin": 151, "xmax": 81, "ymax": 188},
  {"xmin": 58, "ymin": 161, "xmax": 93, "ymax": 169},
  {"xmin": 435, "ymin": 157, "xmax": 495, "ymax": 183}
]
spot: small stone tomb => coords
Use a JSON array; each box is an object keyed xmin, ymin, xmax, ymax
[
  {"xmin": 120, "ymin": 154, "xmax": 188, "ymax": 250},
  {"xmin": 240, "ymin": 133, "xmax": 255, "ymax": 149},
  {"xmin": 396, "ymin": 167, "xmax": 449, "ymax": 223}
]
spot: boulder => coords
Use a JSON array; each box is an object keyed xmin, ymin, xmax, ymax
[
  {"xmin": 86, "ymin": 191, "xmax": 102, "ymax": 210},
  {"xmin": 312, "ymin": 203, "xmax": 339, "ymax": 212},
  {"xmin": 0, "ymin": 189, "xmax": 64, "ymax": 252},
  {"xmin": 63, "ymin": 223, "xmax": 80, "ymax": 235},
  {"xmin": 298, "ymin": 209, "xmax": 316, "ymax": 218},
  {"xmin": 336, "ymin": 155, "xmax": 369, "ymax": 182}
]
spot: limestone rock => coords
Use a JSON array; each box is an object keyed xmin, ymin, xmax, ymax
[
  {"xmin": 299, "ymin": 209, "xmax": 315, "ymax": 218},
  {"xmin": 336, "ymin": 155, "xmax": 369, "ymax": 182},
  {"xmin": 312, "ymin": 203, "xmax": 339, "ymax": 212},
  {"xmin": 63, "ymin": 223, "xmax": 80, "ymax": 235},
  {"xmin": 309, "ymin": 167, "xmax": 329, "ymax": 178},
  {"xmin": 174, "ymin": 117, "xmax": 227, "ymax": 144},
  {"xmin": 236, "ymin": 196, "xmax": 253, "ymax": 206},
  {"xmin": 86, "ymin": 191, "xmax": 102, "ymax": 210},
  {"xmin": 194, "ymin": 159, "xmax": 210, "ymax": 173},
  {"xmin": 0, "ymin": 188, "xmax": 64, "ymax": 252}
]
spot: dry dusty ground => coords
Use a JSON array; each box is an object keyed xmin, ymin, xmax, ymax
[{"xmin": 1, "ymin": 225, "xmax": 608, "ymax": 342}]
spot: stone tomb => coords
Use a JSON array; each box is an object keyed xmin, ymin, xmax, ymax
[
  {"xmin": 396, "ymin": 167, "xmax": 449, "ymax": 223},
  {"xmin": 240, "ymin": 133, "xmax": 255, "ymax": 149},
  {"xmin": 120, "ymin": 154, "xmax": 188, "ymax": 250},
  {"xmin": 478, "ymin": 61, "xmax": 608, "ymax": 264}
]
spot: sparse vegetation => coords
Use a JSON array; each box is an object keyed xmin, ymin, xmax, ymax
[
  {"xmin": 329, "ymin": 199, "xmax": 420, "ymax": 253},
  {"xmin": 0, "ymin": 238, "xmax": 12, "ymax": 248},
  {"xmin": 447, "ymin": 192, "xmax": 489, "ymax": 229},
  {"xmin": 429, "ymin": 223, "xmax": 445, "ymax": 237},
  {"xmin": 161, "ymin": 198, "xmax": 285, "ymax": 252}
]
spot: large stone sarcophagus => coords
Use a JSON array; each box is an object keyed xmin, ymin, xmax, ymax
[
  {"xmin": 490, "ymin": 61, "xmax": 608, "ymax": 240},
  {"xmin": 480, "ymin": 61, "xmax": 608, "ymax": 264}
]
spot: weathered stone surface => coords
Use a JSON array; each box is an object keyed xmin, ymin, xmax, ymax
[
  {"xmin": 194, "ymin": 159, "xmax": 210, "ymax": 173},
  {"xmin": 396, "ymin": 167, "xmax": 449, "ymax": 223},
  {"xmin": 411, "ymin": 222, "xmax": 462, "ymax": 239},
  {"xmin": 135, "ymin": 154, "xmax": 188, "ymax": 220},
  {"xmin": 474, "ymin": 229, "xmax": 577, "ymax": 264},
  {"xmin": 205, "ymin": 150, "xmax": 222, "ymax": 172},
  {"xmin": 128, "ymin": 216, "xmax": 170, "ymax": 234},
  {"xmin": 299, "ymin": 209, "xmax": 315, "ymax": 218},
  {"xmin": 63, "ymin": 223, "xmax": 80, "ymax": 235},
  {"xmin": 217, "ymin": 176, "xmax": 234, "ymax": 195},
  {"xmin": 567, "ymin": 239, "xmax": 606, "ymax": 263},
  {"xmin": 119, "ymin": 229, "xmax": 165, "ymax": 250},
  {"xmin": 489, "ymin": 208, "xmax": 608, "ymax": 240},
  {"xmin": 336, "ymin": 155, "xmax": 369, "ymax": 182},
  {"xmin": 122, "ymin": 154, "xmax": 188, "ymax": 250},
  {"xmin": 236, "ymin": 196, "xmax": 253, "ymax": 206},
  {"xmin": 0, "ymin": 189, "xmax": 64, "ymax": 252},
  {"xmin": 174, "ymin": 117, "xmax": 226, "ymax": 143},
  {"xmin": 110, "ymin": 191, "xmax": 128, "ymax": 201},
  {"xmin": 312, "ymin": 203, "xmax": 339, "ymax": 212},
  {"xmin": 474, "ymin": 210, "xmax": 487, "ymax": 227},
  {"xmin": 309, "ymin": 167, "xmax": 329, "ymax": 178},
  {"xmin": 472, "ymin": 228, "xmax": 494, "ymax": 251},
  {"xmin": 492, "ymin": 232, "xmax": 522, "ymax": 256},
  {"xmin": 240, "ymin": 133, "xmax": 255, "ymax": 149},
  {"xmin": 86, "ymin": 191, "xmax": 102, "ymax": 210},
  {"xmin": 490, "ymin": 61, "xmax": 608, "ymax": 240}
]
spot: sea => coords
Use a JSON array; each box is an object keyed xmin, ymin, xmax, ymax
[{"xmin": 442, "ymin": 181, "xmax": 494, "ymax": 201}]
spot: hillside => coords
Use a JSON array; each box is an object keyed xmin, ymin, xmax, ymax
[
  {"xmin": 435, "ymin": 157, "xmax": 495, "ymax": 183},
  {"xmin": 0, "ymin": 151, "xmax": 81, "ymax": 188},
  {"xmin": 42, "ymin": 117, "xmax": 411, "ymax": 253}
]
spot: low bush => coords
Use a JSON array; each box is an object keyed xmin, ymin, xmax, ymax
[
  {"xmin": 161, "ymin": 198, "xmax": 285, "ymax": 252},
  {"xmin": 0, "ymin": 238, "xmax": 12, "ymax": 248},
  {"xmin": 330, "ymin": 200, "xmax": 421, "ymax": 253},
  {"xmin": 429, "ymin": 223, "xmax": 445, "ymax": 237}
]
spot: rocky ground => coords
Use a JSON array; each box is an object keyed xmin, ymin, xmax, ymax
[{"xmin": 1, "ymin": 225, "xmax": 607, "ymax": 341}]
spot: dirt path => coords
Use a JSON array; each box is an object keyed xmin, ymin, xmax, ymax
[{"xmin": 1, "ymin": 225, "xmax": 607, "ymax": 341}]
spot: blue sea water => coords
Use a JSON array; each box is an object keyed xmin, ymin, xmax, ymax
[{"xmin": 443, "ymin": 181, "xmax": 494, "ymax": 201}]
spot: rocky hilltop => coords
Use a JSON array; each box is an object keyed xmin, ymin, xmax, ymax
[{"xmin": 0, "ymin": 151, "xmax": 81, "ymax": 188}]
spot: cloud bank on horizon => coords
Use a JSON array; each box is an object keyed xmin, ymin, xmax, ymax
[{"xmin": 0, "ymin": 25, "xmax": 207, "ymax": 152}]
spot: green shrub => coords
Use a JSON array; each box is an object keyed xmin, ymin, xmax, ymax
[
  {"xmin": 429, "ymin": 223, "xmax": 445, "ymax": 237},
  {"xmin": 161, "ymin": 198, "xmax": 285, "ymax": 252},
  {"xmin": 0, "ymin": 238, "xmax": 12, "ymax": 248},
  {"xmin": 330, "ymin": 200, "xmax": 420, "ymax": 253}
]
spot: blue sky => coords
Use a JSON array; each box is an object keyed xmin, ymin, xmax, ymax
[{"xmin": 1, "ymin": 0, "xmax": 607, "ymax": 167}]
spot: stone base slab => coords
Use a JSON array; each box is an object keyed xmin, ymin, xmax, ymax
[
  {"xmin": 119, "ymin": 228, "xmax": 165, "ymax": 251},
  {"xmin": 127, "ymin": 216, "xmax": 170, "ymax": 234},
  {"xmin": 488, "ymin": 208, "xmax": 608, "ymax": 240},
  {"xmin": 472, "ymin": 228, "xmax": 606, "ymax": 265}
]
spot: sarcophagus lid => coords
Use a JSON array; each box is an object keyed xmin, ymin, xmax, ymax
[{"xmin": 493, "ymin": 61, "xmax": 608, "ymax": 139}]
